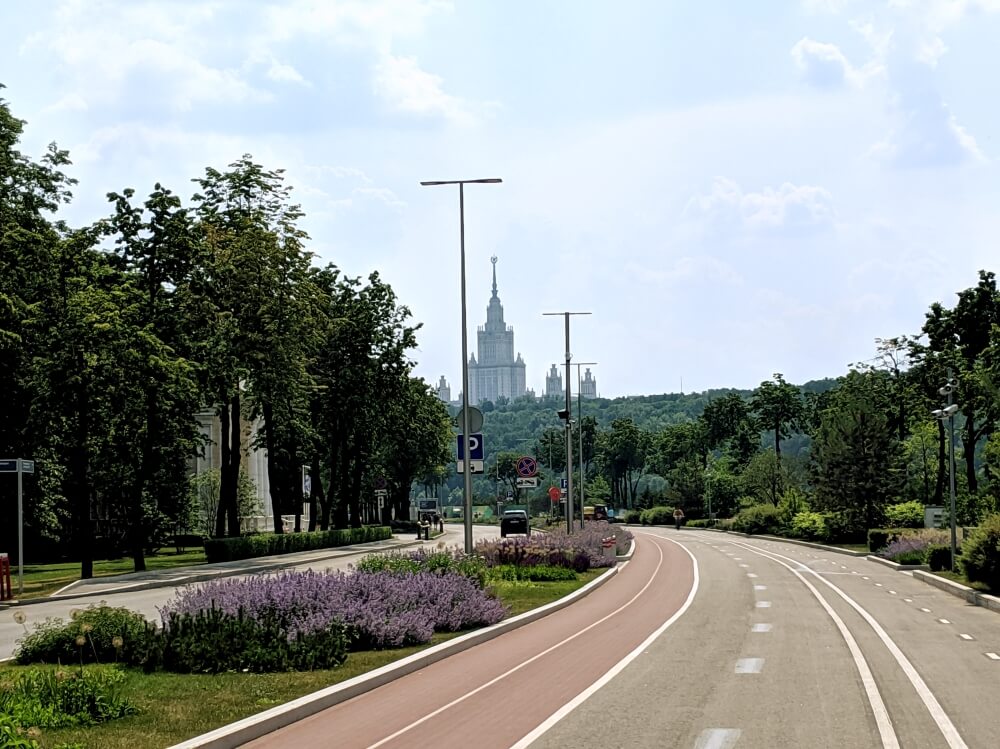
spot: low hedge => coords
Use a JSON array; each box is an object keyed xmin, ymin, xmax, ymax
[
  {"xmin": 204, "ymin": 526, "xmax": 391, "ymax": 563},
  {"xmin": 960, "ymin": 513, "xmax": 1000, "ymax": 590},
  {"xmin": 867, "ymin": 528, "xmax": 912, "ymax": 553}
]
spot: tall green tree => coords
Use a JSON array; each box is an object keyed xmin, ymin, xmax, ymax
[{"xmin": 750, "ymin": 373, "xmax": 804, "ymax": 459}]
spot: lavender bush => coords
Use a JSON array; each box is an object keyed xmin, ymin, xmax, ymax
[
  {"xmin": 160, "ymin": 568, "xmax": 506, "ymax": 652},
  {"xmin": 475, "ymin": 520, "xmax": 631, "ymax": 571},
  {"xmin": 879, "ymin": 535, "xmax": 932, "ymax": 564}
]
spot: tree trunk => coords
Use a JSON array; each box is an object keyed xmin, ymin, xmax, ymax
[
  {"xmin": 71, "ymin": 365, "xmax": 94, "ymax": 580},
  {"xmin": 348, "ymin": 451, "xmax": 363, "ymax": 528},
  {"xmin": 308, "ymin": 456, "xmax": 322, "ymax": 532},
  {"xmin": 131, "ymin": 393, "xmax": 157, "ymax": 573},
  {"xmin": 774, "ymin": 423, "xmax": 781, "ymax": 459},
  {"xmin": 262, "ymin": 402, "xmax": 284, "ymax": 534},
  {"xmin": 216, "ymin": 398, "xmax": 231, "ymax": 538},
  {"xmin": 334, "ymin": 445, "xmax": 351, "ymax": 528},
  {"xmin": 227, "ymin": 393, "xmax": 242, "ymax": 537}
]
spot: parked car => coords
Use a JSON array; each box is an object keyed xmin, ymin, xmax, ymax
[{"xmin": 500, "ymin": 509, "xmax": 530, "ymax": 537}]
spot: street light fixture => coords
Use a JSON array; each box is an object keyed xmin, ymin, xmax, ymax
[
  {"xmin": 421, "ymin": 177, "xmax": 502, "ymax": 554},
  {"xmin": 543, "ymin": 311, "xmax": 591, "ymax": 533},
  {"xmin": 932, "ymin": 373, "xmax": 959, "ymax": 572}
]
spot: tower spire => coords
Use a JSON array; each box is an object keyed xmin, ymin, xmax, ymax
[{"xmin": 491, "ymin": 255, "xmax": 498, "ymax": 298}]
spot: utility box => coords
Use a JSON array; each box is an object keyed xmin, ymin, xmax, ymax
[{"xmin": 924, "ymin": 505, "xmax": 944, "ymax": 528}]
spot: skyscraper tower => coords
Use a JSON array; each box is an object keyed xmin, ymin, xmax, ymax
[{"xmin": 468, "ymin": 256, "xmax": 527, "ymax": 404}]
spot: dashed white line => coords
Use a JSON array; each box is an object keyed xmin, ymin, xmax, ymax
[
  {"xmin": 920, "ymin": 608, "xmax": 932, "ymax": 613},
  {"xmin": 747, "ymin": 573, "xmax": 758, "ymax": 578},
  {"xmin": 889, "ymin": 590, "xmax": 897, "ymax": 595},
  {"xmin": 904, "ymin": 599, "xmax": 913, "ymax": 603},
  {"xmin": 755, "ymin": 601, "xmax": 772, "ymax": 608},
  {"xmin": 960, "ymin": 634, "xmax": 974, "ymax": 641},
  {"xmin": 875, "ymin": 583, "xmax": 883, "ymax": 587},
  {"xmin": 986, "ymin": 652, "xmax": 1000, "ymax": 661},
  {"xmin": 754, "ymin": 585, "xmax": 767, "ymax": 591},
  {"xmin": 863, "ymin": 576, "xmax": 870, "ymax": 580},
  {"xmin": 751, "ymin": 623, "xmax": 772, "ymax": 633},
  {"xmin": 739, "ymin": 564, "xmax": 749, "ymax": 568},
  {"xmin": 938, "ymin": 619, "xmax": 951, "ymax": 625},
  {"xmin": 695, "ymin": 729, "xmax": 742, "ymax": 749},
  {"xmin": 735, "ymin": 658, "xmax": 764, "ymax": 674}
]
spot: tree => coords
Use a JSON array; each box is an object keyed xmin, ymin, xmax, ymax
[{"xmin": 750, "ymin": 373, "xmax": 804, "ymax": 459}]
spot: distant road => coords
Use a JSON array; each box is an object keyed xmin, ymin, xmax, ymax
[{"xmin": 246, "ymin": 530, "xmax": 999, "ymax": 749}]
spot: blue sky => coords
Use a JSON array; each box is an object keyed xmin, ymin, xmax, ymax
[{"xmin": 3, "ymin": 0, "xmax": 1000, "ymax": 397}]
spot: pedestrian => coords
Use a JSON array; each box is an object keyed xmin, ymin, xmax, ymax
[{"xmin": 673, "ymin": 507, "xmax": 685, "ymax": 531}]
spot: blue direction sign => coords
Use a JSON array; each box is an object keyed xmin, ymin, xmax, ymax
[
  {"xmin": 456, "ymin": 433, "xmax": 484, "ymax": 460},
  {"xmin": 560, "ymin": 478, "xmax": 568, "ymax": 489},
  {"xmin": 0, "ymin": 459, "xmax": 16, "ymax": 472},
  {"xmin": 515, "ymin": 456, "xmax": 537, "ymax": 478}
]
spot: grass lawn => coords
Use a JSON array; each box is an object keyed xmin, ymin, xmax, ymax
[
  {"xmin": 16, "ymin": 550, "xmax": 207, "ymax": 600},
  {"xmin": 11, "ymin": 569, "xmax": 605, "ymax": 749}
]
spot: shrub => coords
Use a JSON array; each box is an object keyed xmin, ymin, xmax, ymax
[
  {"xmin": 730, "ymin": 504, "xmax": 782, "ymax": 535},
  {"xmin": 0, "ymin": 714, "xmax": 38, "ymax": 748},
  {"xmin": 622, "ymin": 510, "xmax": 642, "ymax": 524},
  {"xmin": 0, "ymin": 666, "xmax": 136, "ymax": 728},
  {"xmin": 879, "ymin": 535, "xmax": 931, "ymax": 565},
  {"xmin": 789, "ymin": 511, "xmax": 829, "ymax": 542},
  {"xmin": 159, "ymin": 568, "xmax": 506, "ymax": 660},
  {"xmin": 356, "ymin": 547, "xmax": 489, "ymax": 587},
  {"xmin": 867, "ymin": 528, "xmax": 907, "ymax": 553},
  {"xmin": 486, "ymin": 564, "xmax": 577, "ymax": 582},
  {"xmin": 639, "ymin": 506, "xmax": 675, "ymax": 525},
  {"xmin": 926, "ymin": 544, "xmax": 953, "ymax": 572},
  {"xmin": 686, "ymin": 519, "xmax": 712, "ymax": 528},
  {"xmin": 884, "ymin": 501, "xmax": 925, "ymax": 529},
  {"xmin": 203, "ymin": 525, "xmax": 391, "ymax": 563},
  {"xmin": 15, "ymin": 605, "xmax": 153, "ymax": 667},
  {"xmin": 820, "ymin": 512, "xmax": 864, "ymax": 544},
  {"xmin": 960, "ymin": 513, "xmax": 1000, "ymax": 590}
]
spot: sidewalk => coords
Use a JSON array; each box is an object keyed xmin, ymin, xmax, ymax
[{"xmin": 2, "ymin": 535, "xmax": 425, "ymax": 606}]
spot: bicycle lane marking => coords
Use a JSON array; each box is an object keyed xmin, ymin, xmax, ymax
[
  {"xmin": 728, "ymin": 539, "xmax": 967, "ymax": 749},
  {"xmin": 365, "ymin": 534, "xmax": 677, "ymax": 749},
  {"xmin": 510, "ymin": 532, "xmax": 699, "ymax": 749}
]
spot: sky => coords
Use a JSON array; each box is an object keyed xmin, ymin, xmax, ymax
[{"xmin": 3, "ymin": 0, "xmax": 1000, "ymax": 398}]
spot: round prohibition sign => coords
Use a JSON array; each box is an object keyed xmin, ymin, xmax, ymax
[{"xmin": 516, "ymin": 456, "xmax": 538, "ymax": 478}]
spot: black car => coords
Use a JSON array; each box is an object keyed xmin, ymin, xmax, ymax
[{"xmin": 500, "ymin": 510, "xmax": 530, "ymax": 537}]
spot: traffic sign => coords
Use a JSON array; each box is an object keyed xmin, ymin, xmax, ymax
[
  {"xmin": 457, "ymin": 406, "xmax": 484, "ymax": 433},
  {"xmin": 456, "ymin": 434, "xmax": 484, "ymax": 461},
  {"xmin": 0, "ymin": 460, "xmax": 16, "ymax": 472},
  {"xmin": 377, "ymin": 496, "xmax": 385, "ymax": 509},
  {"xmin": 374, "ymin": 476, "xmax": 388, "ymax": 490},
  {"xmin": 374, "ymin": 489, "xmax": 389, "ymax": 497},
  {"xmin": 456, "ymin": 460, "xmax": 484, "ymax": 474},
  {"xmin": 548, "ymin": 486, "xmax": 561, "ymax": 503},
  {"xmin": 506, "ymin": 490, "xmax": 514, "ymax": 499},
  {"xmin": 515, "ymin": 456, "xmax": 537, "ymax": 478},
  {"xmin": 19, "ymin": 460, "xmax": 33, "ymax": 474},
  {"xmin": 516, "ymin": 477, "xmax": 539, "ymax": 489},
  {"xmin": 560, "ymin": 478, "xmax": 568, "ymax": 489}
]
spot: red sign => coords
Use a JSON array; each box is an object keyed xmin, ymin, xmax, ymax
[{"xmin": 548, "ymin": 486, "xmax": 561, "ymax": 503}]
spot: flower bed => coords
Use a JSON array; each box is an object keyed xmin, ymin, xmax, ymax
[{"xmin": 878, "ymin": 529, "xmax": 950, "ymax": 565}]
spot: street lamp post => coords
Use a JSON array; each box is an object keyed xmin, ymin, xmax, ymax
[
  {"xmin": 544, "ymin": 311, "xmax": 591, "ymax": 533},
  {"xmin": 574, "ymin": 362, "xmax": 597, "ymax": 529},
  {"xmin": 932, "ymin": 372, "xmax": 959, "ymax": 572},
  {"xmin": 421, "ymin": 177, "xmax": 502, "ymax": 554}
]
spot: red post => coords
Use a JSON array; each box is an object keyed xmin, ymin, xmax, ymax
[{"xmin": 0, "ymin": 553, "xmax": 11, "ymax": 601}]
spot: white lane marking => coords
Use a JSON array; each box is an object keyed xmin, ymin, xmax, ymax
[
  {"xmin": 986, "ymin": 653, "xmax": 1000, "ymax": 661},
  {"xmin": 863, "ymin": 576, "xmax": 870, "ymax": 580},
  {"xmin": 751, "ymin": 623, "xmax": 772, "ymax": 633},
  {"xmin": 889, "ymin": 591, "xmax": 897, "ymax": 595},
  {"xmin": 841, "ymin": 566, "xmax": 848, "ymax": 570},
  {"xmin": 754, "ymin": 585, "xmax": 767, "ymax": 591},
  {"xmin": 726, "ymin": 542, "xmax": 898, "ymax": 748},
  {"xmin": 509, "ymin": 534, "xmax": 700, "ymax": 749},
  {"xmin": 938, "ymin": 619, "xmax": 951, "ymax": 625},
  {"xmin": 960, "ymin": 634, "xmax": 974, "ymax": 641},
  {"xmin": 920, "ymin": 608, "xmax": 932, "ymax": 613},
  {"xmin": 372, "ymin": 538, "xmax": 676, "ymax": 749},
  {"xmin": 739, "ymin": 564, "xmax": 749, "ymax": 568},
  {"xmin": 695, "ymin": 728, "xmax": 741, "ymax": 749},
  {"xmin": 735, "ymin": 658, "xmax": 763, "ymax": 674},
  {"xmin": 731, "ymin": 540, "xmax": 967, "ymax": 749},
  {"xmin": 755, "ymin": 601, "xmax": 771, "ymax": 608},
  {"xmin": 747, "ymin": 573, "xmax": 758, "ymax": 578},
  {"xmin": 875, "ymin": 583, "xmax": 883, "ymax": 587},
  {"xmin": 904, "ymin": 599, "xmax": 913, "ymax": 603}
]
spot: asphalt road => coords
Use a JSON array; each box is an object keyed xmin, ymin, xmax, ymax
[
  {"xmin": 245, "ymin": 529, "xmax": 998, "ymax": 749},
  {"xmin": 0, "ymin": 524, "xmax": 500, "ymax": 660}
]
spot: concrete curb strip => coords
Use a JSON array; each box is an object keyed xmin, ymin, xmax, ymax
[
  {"xmin": 681, "ymin": 527, "xmax": 869, "ymax": 557},
  {"xmin": 866, "ymin": 555, "xmax": 930, "ymax": 572},
  {"xmin": 911, "ymin": 570, "xmax": 1000, "ymax": 614},
  {"xmin": 167, "ymin": 565, "xmax": 621, "ymax": 749}
]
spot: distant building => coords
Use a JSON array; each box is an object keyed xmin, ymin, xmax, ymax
[
  {"xmin": 468, "ymin": 257, "xmax": 527, "ymax": 404},
  {"xmin": 545, "ymin": 364, "xmax": 563, "ymax": 399},
  {"xmin": 435, "ymin": 375, "xmax": 452, "ymax": 404},
  {"xmin": 581, "ymin": 368, "xmax": 598, "ymax": 399}
]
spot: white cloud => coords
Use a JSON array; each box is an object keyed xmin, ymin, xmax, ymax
[
  {"xmin": 373, "ymin": 55, "xmax": 490, "ymax": 125},
  {"xmin": 685, "ymin": 177, "xmax": 836, "ymax": 232},
  {"xmin": 791, "ymin": 37, "xmax": 883, "ymax": 88},
  {"xmin": 916, "ymin": 35, "xmax": 948, "ymax": 66}
]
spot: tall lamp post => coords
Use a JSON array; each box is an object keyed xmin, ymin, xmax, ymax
[
  {"xmin": 573, "ymin": 361, "xmax": 597, "ymax": 529},
  {"xmin": 421, "ymin": 177, "xmax": 502, "ymax": 554},
  {"xmin": 932, "ymin": 372, "xmax": 959, "ymax": 572},
  {"xmin": 544, "ymin": 311, "xmax": 591, "ymax": 533}
]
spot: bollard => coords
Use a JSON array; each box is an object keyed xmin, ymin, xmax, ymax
[{"xmin": 0, "ymin": 553, "xmax": 11, "ymax": 601}]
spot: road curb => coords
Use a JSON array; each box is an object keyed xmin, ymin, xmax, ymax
[
  {"xmin": 166, "ymin": 564, "xmax": 621, "ymax": 749},
  {"xmin": 865, "ymin": 555, "xmax": 929, "ymax": 572},
  {"xmin": 911, "ymin": 570, "xmax": 1000, "ymax": 614},
  {"xmin": 6, "ymin": 540, "xmax": 426, "ymax": 607}
]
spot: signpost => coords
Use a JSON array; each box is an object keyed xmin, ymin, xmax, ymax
[
  {"xmin": 515, "ymin": 456, "xmax": 538, "ymax": 478},
  {"xmin": 516, "ymin": 477, "xmax": 539, "ymax": 489},
  {"xmin": 457, "ymin": 433, "xmax": 484, "ymax": 474},
  {"xmin": 1, "ymin": 457, "xmax": 33, "ymax": 596},
  {"xmin": 548, "ymin": 486, "xmax": 561, "ymax": 503}
]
